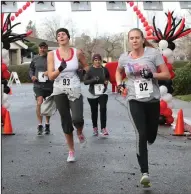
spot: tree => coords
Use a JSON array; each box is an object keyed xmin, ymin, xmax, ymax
[
  {"xmin": 22, "ymin": 42, "xmax": 38, "ymax": 59},
  {"xmin": 26, "ymin": 20, "xmax": 39, "ymax": 38},
  {"xmin": 39, "ymin": 16, "xmax": 78, "ymax": 43},
  {"xmin": 39, "ymin": 16, "xmax": 60, "ymax": 41},
  {"xmin": 75, "ymin": 33, "xmax": 99, "ymax": 64},
  {"xmin": 100, "ymin": 33, "xmax": 123, "ymax": 61},
  {"xmin": 175, "ymin": 35, "xmax": 191, "ymax": 60}
]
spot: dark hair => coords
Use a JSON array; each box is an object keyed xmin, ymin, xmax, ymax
[
  {"xmin": 92, "ymin": 54, "xmax": 102, "ymax": 61},
  {"xmin": 39, "ymin": 42, "xmax": 48, "ymax": 47},
  {"xmin": 128, "ymin": 28, "xmax": 155, "ymax": 48},
  {"xmin": 56, "ymin": 28, "xmax": 70, "ymax": 40}
]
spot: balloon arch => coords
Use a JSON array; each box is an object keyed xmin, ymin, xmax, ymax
[{"xmin": 1, "ymin": 1, "xmax": 191, "ymax": 127}]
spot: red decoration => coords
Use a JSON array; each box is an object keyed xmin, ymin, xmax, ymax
[
  {"xmin": 2, "ymin": 63, "xmax": 8, "ymax": 72},
  {"xmin": 133, "ymin": 6, "xmax": 138, "ymax": 12},
  {"xmin": 26, "ymin": 30, "xmax": 33, "ymax": 36},
  {"xmin": 163, "ymin": 108, "xmax": 172, "ymax": 117},
  {"xmin": 10, "ymin": 16, "xmax": 15, "ymax": 21},
  {"xmin": 166, "ymin": 63, "xmax": 173, "ymax": 72},
  {"xmin": 147, "ymin": 31, "xmax": 152, "ymax": 36},
  {"xmin": 105, "ymin": 62, "xmax": 126, "ymax": 85},
  {"xmin": 18, "ymin": 9, "xmax": 22, "ymax": 14},
  {"xmin": 26, "ymin": 2, "xmax": 30, "ymax": 7},
  {"xmin": 170, "ymin": 71, "xmax": 175, "ymax": 79},
  {"xmin": 2, "ymin": 70, "xmax": 11, "ymax": 80},
  {"xmin": 129, "ymin": 2, "xmax": 134, "ymax": 7},
  {"xmin": 23, "ymin": 5, "xmax": 27, "ymax": 10},
  {"xmin": 166, "ymin": 116, "xmax": 174, "ymax": 124},
  {"xmin": 160, "ymin": 100, "xmax": 167, "ymax": 111},
  {"xmin": 143, "ymin": 21, "xmax": 148, "ymax": 27},
  {"xmin": 141, "ymin": 17, "xmax": 146, "ymax": 23}
]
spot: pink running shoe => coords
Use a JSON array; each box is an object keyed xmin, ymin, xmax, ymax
[
  {"xmin": 100, "ymin": 128, "xmax": 109, "ymax": 136},
  {"xmin": 93, "ymin": 127, "xmax": 98, "ymax": 136},
  {"xmin": 67, "ymin": 151, "xmax": 75, "ymax": 162},
  {"xmin": 78, "ymin": 133, "xmax": 86, "ymax": 143}
]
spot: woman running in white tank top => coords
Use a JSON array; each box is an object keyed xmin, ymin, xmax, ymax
[{"xmin": 47, "ymin": 28, "xmax": 89, "ymax": 162}]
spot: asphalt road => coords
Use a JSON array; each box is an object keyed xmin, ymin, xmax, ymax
[{"xmin": 2, "ymin": 84, "xmax": 191, "ymax": 194}]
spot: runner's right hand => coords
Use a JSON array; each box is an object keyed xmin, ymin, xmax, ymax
[
  {"xmin": 31, "ymin": 76, "xmax": 38, "ymax": 82},
  {"xmin": 117, "ymin": 84, "xmax": 126, "ymax": 94},
  {"xmin": 58, "ymin": 58, "xmax": 67, "ymax": 72}
]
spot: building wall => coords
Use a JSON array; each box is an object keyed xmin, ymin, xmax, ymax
[{"xmin": 8, "ymin": 42, "xmax": 25, "ymax": 65}]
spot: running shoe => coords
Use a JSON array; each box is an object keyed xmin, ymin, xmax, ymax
[
  {"xmin": 93, "ymin": 127, "xmax": 98, "ymax": 136},
  {"xmin": 100, "ymin": 128, "xmax": 109, "ymax": 136},
  {"xmin": 45, "ymin": 124, "xmax": 50, "ymax": 135},
  {"xmin": 67, "ymin": 151, "xmax": 76, "ymax": 162},
  {"xmin": 37, "ymin": 125, "xmax": 43, "ymax": 135},
  {"xmin": 140, "ymin": 173, "xmax": 151, "ymax": 187}
]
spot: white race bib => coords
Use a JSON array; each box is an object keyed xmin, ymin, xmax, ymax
[
  {"xmin": 38, "ymin": 72, "xmax": 48, "ymax": 82},
  {"xmin": 94, "ymin": 84, "xmax": 105, "ymax": 95},
  {"xmin": 134, "ymin": 79, "xmax": 153, "ymax": 99},
  {"xmin": 59, "ymin": 77, "xmax": 73, "ymax": 88}
]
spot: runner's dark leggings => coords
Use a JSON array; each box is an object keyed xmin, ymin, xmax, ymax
[
  {"xmin": 87, "ymin": 94, "xmax": 108, "ymax": 129},
  {"xmin": 54, "ymin": 94, "xmax": 84, "ymax": 134},
  {"xmin": 128, "ymin": 99, "xmax": 160, "ymax": 173}
]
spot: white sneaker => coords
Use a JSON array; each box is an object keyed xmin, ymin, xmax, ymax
[
  {"xmin": 140, "ymin": 173, "xmax": 151, "ymax": 187},
  {"xmin": 67, "ymin": 151, "xmax": 76, "ymax": 162}
]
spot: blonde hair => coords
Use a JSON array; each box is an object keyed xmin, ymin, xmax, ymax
[{"xmin": 128, "ymin": 28, "xmax": 155, "ymax": 48}]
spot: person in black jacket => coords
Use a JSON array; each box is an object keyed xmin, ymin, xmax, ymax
[{"xmin": 84, "ymin": 54, "xmax": 110, "ymax": 137}]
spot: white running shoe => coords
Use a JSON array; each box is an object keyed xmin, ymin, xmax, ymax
[
  {"xmin": 140, "ymin": 173, "xmax": 151, "ymax": 187},
  {"xmin": 67, "ymin": 151, "xmax": 76, "ymax": 162}
]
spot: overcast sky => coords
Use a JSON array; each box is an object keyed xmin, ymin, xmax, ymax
[{"xmin": 7, "ymin": 2, "xmax": 190, "ymax": 39}]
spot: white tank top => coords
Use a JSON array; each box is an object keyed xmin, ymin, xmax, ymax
[{"xmin": 53, "ymin": 48, "xmax": 81, "ymax": 90}]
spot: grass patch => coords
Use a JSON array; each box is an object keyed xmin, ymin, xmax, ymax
[{"xmin": 175, "ymin": 94, "xmax": 191, "ymax": 102}]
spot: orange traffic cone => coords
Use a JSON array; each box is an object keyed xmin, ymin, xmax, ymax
[
  {"xmin": 173, "ymin": 109, "xmax": 185, "ymax": 136},
  {"xmin": 2, "ymin": 111, "xmax": 15, "ymax": 135}
]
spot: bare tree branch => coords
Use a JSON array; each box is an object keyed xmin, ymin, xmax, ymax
[
  {"xmin": 100, "ymin": 33, "xmax": 123, "ymax": 61},
  {"xmin": 39, "ymin": 16, "xmax": 78, "ymax": 43}
]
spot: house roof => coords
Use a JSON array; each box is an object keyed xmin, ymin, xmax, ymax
[
  {"xmin": 15, "ymin": 41, "xmax": 28, "ymax": 49},
  {"xmin": 25, "ymin": 36, "xmax": 58, "ymax": 47}
]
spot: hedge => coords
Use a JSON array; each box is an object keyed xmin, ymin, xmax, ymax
[
  {"xmin": 8, "ymin": 65, "xmax": 32, "ymax": 83},
  {"xmin": 173, "ymin": 60, "xmax": 189, "ymax": 69},
  {"xmin": 173, "ymin": 62, "xmax": 191, "ymax": 95}
]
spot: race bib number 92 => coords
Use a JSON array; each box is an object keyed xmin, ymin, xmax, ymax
[{"xmin": 134, "ymin": 79, "xmax": 153, "ymax": 99}]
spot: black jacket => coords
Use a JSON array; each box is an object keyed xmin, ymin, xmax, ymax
[{"xmin": 84, "ymin": 66, "xmax": 110, "ymax": 95}]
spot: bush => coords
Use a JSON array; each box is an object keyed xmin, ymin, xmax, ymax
[
  {"xmin": 8, "ymin": 65, "xmax": 32, "ymax": 83},
  {"xmin": 173, "ymin": 60, "xmax": 190, "ymax": 69},
  {"xmin": 173, "ymin": 62, "xmax": 191, "ymax": 95}
]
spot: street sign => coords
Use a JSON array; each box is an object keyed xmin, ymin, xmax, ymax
[
  {"xmin": 1, "ymin": 1, "xmax": 18, "ymax": 13},
  {"xmin": 179, "ymin": 2, "xmax": 191, "ymax": 9},
  {"xmin": 143, "ymin": 1, "xmax": 163, "ymax": 11},
  {"xmin": 71, "ymin": 1, "xmax": 91, "ymax": 12},
  {"xmin": 106, "ymin": 1, "xmax": 127, "ymax": 11},
  {"xmin": 35, "ymin": 1, "xmax": 56, "ymax": 12}
]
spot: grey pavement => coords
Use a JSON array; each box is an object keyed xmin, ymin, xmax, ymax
[{"xmin": 2, "ymin": 84, "xmax": 191, "ymax": 194}]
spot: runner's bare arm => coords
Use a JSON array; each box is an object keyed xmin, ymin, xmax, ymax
[
  {"xmin": 47, "ymin": 51, "xmax": 60, "ymax": 80},
  {"xmin": 154, "ymin": 63, "xmax": 171, "ymax": 80},
  {"xmin": 115, "ymin": 66, "xmax": 125, "ymax": 86},
  {"xmin": 77, "ymin": 49, "xmax": 89, "ymax": 72}
]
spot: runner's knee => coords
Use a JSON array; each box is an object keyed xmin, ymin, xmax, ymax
[
  {"xmin": 73, "ymin": 117, "xmax": 84, "ymax": 129},
  {"xmin": 37, "ymin": 96, "xmax": 43, "ymax": 105}
]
